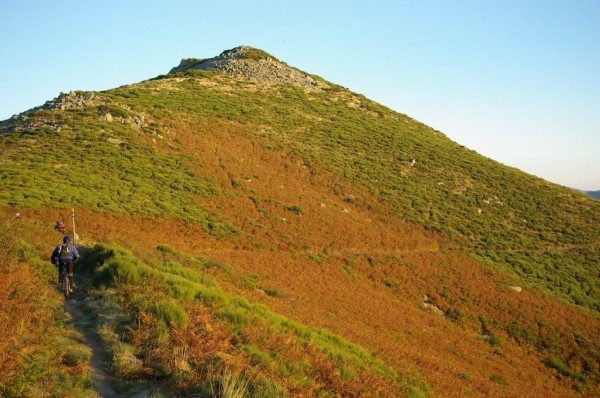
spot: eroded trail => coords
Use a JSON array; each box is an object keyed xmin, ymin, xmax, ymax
[{"xmin": 65, "ymin": 294, "xmax": 117, "ymax": 398}]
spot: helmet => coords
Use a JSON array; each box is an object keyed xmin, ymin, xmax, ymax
[{"xmin": 63, "ymin": 236, "xmax": 71, "ymax": 243}]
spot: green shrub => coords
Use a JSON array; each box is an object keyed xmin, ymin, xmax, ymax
[
  {"xmin": 249, "ymin": 377, "xmax": 288, "ymax": 398},
  {"xmin": 156, "ymin": 244, "xmax": 175, "ymax": 254},
  {"xmin": 264, "ymin": 288, "xmax": 283, "ymax": 297},
  {"xmin": 152, "ymin": 301, "xmax": 188, "ymax": 328},
  {"xmin": 543, "ymin": 357, "xmax": 585, "ymax": 381},
  {"xmin": 61, "ymin": 346, "xmax": 91, "ymax": 367},
  {"xmin": 489, "ymin": 373, "xmax": 507, "ymax": 385},
  {"xmin": 95, "ymin": 256, "xmax": 143, "ymax": 286},
  {"xmin": 283, "ymin": 205, "xmax": 303, "ymax": 215},
  {"xmin": 244, "ymin": 345, "xmax": 269, "ymax": 366},
  {"xmin": 339, "ymin": 364, "xmax": 356, "ymax": 381},
  {"xmin": 217, "ymin": 307, "xmax": 250, "ymax": 332}
]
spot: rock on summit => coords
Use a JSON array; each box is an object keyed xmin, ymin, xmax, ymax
[{"xmin": 169, "ymin": 46, "xmax": 328, "ymax": 91}]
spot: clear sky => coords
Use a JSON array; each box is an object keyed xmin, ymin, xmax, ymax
[{"xmin": 1, "ymin": 0, "xmax": 598, "ymax": 190}]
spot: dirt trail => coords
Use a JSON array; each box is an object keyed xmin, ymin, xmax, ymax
[{"xmin": 65, "ymin": 296, "xmax": 118, "ymax": 398}]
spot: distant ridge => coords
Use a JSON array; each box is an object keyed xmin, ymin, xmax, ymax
[
  {"xmin": 168, "ymin": 45, "xmax": 328, "ymax": 90},
  {"xmin": 585, "ymin": 190, "xmax": 600, "ymax": 200}
]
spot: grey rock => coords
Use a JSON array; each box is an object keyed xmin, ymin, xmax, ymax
[{"xmin": 169, "ymin": 46, "xmax": 329, "ymax": 91}]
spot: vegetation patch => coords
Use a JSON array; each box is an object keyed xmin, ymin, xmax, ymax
[
  {"xmin": 0, "ymin": 216, "xmax": 95, "ymax": 397},
  {"xmin": 80, "ymin": 242, "xmax": 424, "ymax": 396},
  {"xmin": 543, "ymin": 356, "xmax": 586, "ymax": 382}
]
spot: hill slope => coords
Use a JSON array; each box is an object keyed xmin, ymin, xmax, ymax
[{"xmin": 1, "ymin": 46, "xmax": 599, "ymax": 397}]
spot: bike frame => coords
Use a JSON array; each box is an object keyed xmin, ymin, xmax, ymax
[
  {"xmin": 62, "ymin": 267, "xmax": 70, "ymax": 298},
  {"xmin": 56, "ymin": 262, "xmax": 71, "ymax": 298}
]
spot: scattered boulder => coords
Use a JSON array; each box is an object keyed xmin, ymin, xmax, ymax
[
  {"xmin": 422, "ymin": 294, "xmax": 445, "ymax": 316},
  {"xmin": 100, "ymin": 113, "xmax": 113, "ymax": 122},
  {"xmin": 47, "ymin": 91, "xmax": 102, "ymax": 111},
  {"xmin": 509, "ymin": 286, "xmax": 522, "ymax": 293}
]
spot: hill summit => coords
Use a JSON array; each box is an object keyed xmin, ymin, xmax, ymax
[
  {"xmin": 169, "ymin": 45, "xmax": 329, "ymax": 90},
  {"xmin": 1, "ymin": 45, "xmax": 599, "ymax": 397}
]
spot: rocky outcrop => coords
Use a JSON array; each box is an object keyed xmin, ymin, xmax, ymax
[
  {"xmin": 1, "ymin": 91, "xmax": 147, "ymax": 134},
  {"xmin": 45, "ymin": 90, "xmax": 103, "ymax": 111},
  {"xmin": 0, "ymin": 91, "xmax": 107, "ymax": 134},
  {"xmin": 169, "ymin": 46, "xmax": 329, "ymax": 91}
]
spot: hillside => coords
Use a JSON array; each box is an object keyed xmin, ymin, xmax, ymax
[{"xmin": 1, "ymin": 46, "xmax": 599, "ymax": 397}]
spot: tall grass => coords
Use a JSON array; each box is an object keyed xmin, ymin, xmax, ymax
[{"xmin": 210, "ymin": 369, "xmax": 251, "ymax": 398}]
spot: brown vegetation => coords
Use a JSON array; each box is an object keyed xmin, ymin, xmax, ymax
[
  {"xmin": 0, "ymin": 216, "xmax": 95, "ymax": 396},
  {"xmin": 8, "ymin": 123, "xmax": 599, "ymax": 397}
]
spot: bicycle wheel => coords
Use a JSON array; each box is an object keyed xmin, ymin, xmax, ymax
[{"xmin": 63, "ymin": 274, "xmax": 70, "ymax": 298}]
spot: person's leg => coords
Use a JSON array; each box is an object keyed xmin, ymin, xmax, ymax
[
  {"xmin": 58, "ymin": 262, "xmax": 64, "ymax": 283},
  {"xmin": 66, "ymin": 259, "xmax": 75, "ymax": 291}
]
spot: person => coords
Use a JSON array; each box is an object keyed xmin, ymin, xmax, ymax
[
  {"xmin": 55, "ymin": 220, "xmax": 66, "ymax": 234},
  {"xmin": 51, "ymin": 235, "xmax": 79, "ymax": 292}
]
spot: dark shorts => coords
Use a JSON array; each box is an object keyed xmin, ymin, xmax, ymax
[{"xmin": 58, "ymin": 259, "xmax": 74, "ymax": 276}]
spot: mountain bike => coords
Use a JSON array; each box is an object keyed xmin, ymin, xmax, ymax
[{"xmin": 55, "ymin": 262, "xmax": 72, "ymax": 298}]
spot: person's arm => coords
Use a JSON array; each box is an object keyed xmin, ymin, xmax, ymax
[
  {"xmin": 51, "ymin": 246, "xmax": 58, "ymax": 263},
  {"xmin": 72, "ymin": 246, "xmax": 80, "ymax": 263}
]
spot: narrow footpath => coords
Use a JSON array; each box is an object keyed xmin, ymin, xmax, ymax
[{"xmin": 64, "ymin": 285, "xmax": 118, "ymax": 398}]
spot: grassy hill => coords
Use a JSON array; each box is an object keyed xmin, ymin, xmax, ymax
[{"xmin": 1, "ymin": 47, "xmax": 599, "ymax": 397}]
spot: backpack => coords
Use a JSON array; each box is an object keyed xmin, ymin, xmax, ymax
[{"xmin": 59, "ymin": 244, "xmax": 71, "ymax": 258}]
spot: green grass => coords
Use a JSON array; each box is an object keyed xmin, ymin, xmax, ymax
[
  {"xmin": 543, "ymin": 356, "xmax": 586, "ymax": 382},
  {"xmin": 0, "ymin": 108, "xmax": 237, "ymax": 234},
  {"xmin": 152, "ymin": 301, "xmax": 188, "ymax": 327}
]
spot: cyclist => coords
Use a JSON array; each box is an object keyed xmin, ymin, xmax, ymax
[{"xmin": 51, "ymin": 235, "xmax": 79, "ymax": 292}]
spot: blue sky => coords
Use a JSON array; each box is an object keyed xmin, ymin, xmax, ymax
[{"xmin": 1, "ymin": 0, "xmax": 598, "ymax": 190}]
